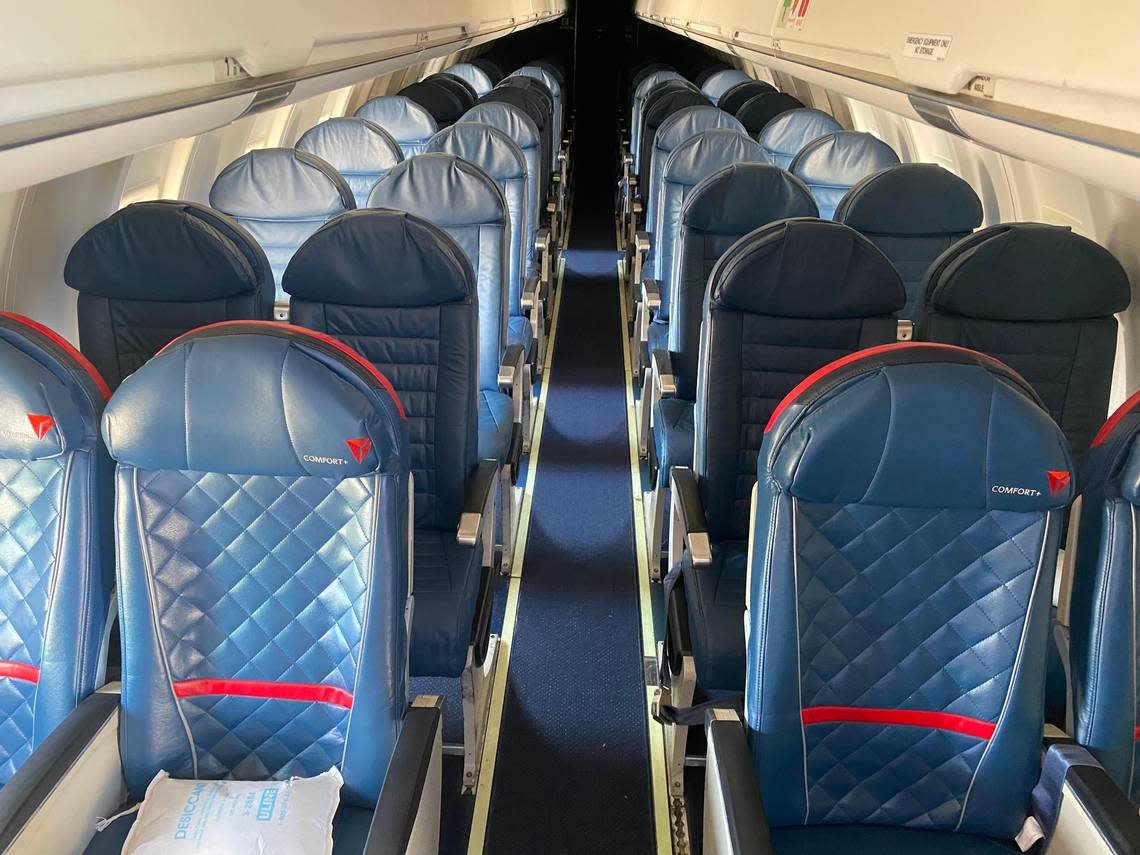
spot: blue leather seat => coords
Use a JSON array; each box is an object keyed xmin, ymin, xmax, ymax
[
  {"xmin": 716, "ymin": 79, "xmax": 778, "ymax": 117},
  {"xmin": 700, "ymin": 68, "xmax": 752, "ymax": 104},
  {"xmin": 478, "ymin": 86, "xmax": 553, "ymax": 207},
  {"xmin": 630, "ymin": 69, "xmax": 685, "ymax": 162},
  {"xmin": 743, "ymin": 342, "xmax": 1072, "ymax": 850},
  {"xmin": 209, "ymin": 148, "xmax": 354, "ymax": 299},
  {"xmin": 83, "ymin": 321, "xmax": 417, "ymax": 853},
  {"xmin": 790, "ymin": 131, "xmax": 901, "ymax": 219},
  {"xmin": 917, "ymin": 223, "xmax": 1131, "ymax": 470},
  {"xmin": 64, "ymin": 200, "xmax": 275, "ymax": 390},
  {"xmin": 758, "ymin": 107, "xmax": 842, "ymax": 169},
  {"xmin": 354, "ymin": 95, "xmax": 439, "ymax": 157},
  {"xmin": 446, "ymin": 62, "xmax": 494, "ymax": 97},
  {"xmin": 836, "ymin": 163, "xmax": 983, "ymax": 319},
  {"xmin": 1070, "ymin": 391, "xmax": 1140, "ymax": 801},
  {"xmin": 636, "ymin": 88, "xmax": 711, "ymax": 195},
  {"xmin": 509, "ymin": 65, "xmax": 564, "ymax": 155},
  {"xmin": 296, "ymin": 117, "xmax": 404, "ymax": 207},
  {"xmin": 668, "ymin": 220, "xmax": 904, "ymax": 693},
  {"xmin": 0, "ymin": 312, "xmax": 112, "ymax": 788},
  {"xmin": 471, "ymin": 57, "xmax": 505, "ymax": 86},
  {"xmin": 735, "ymin": 91, "xmax": 805, "ymax": 137}
]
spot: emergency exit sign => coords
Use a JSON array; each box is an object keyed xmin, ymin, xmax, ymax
[{"xmin": 903, "ymin": 33, "xmax": 953, "ymax": 61}]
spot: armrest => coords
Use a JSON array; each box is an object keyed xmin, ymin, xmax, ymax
[
  {"xmin": 0, "ymin": 691, "xmax": 124, "ymax": 853},
  {"xmin": 703, "ymin": 710, "xmax": 774, "ymax": 855},
  {"xmin": 1035, "ymin": 745, "xmax": 1140, "ymax": 855},
  {"xmin": 634, "ymin": 230, "xmax": 652, "ymax": 255},
  {"xmin": 652, "ymin": 349, "xmax": 676, "ymax": 398},
  {"xmin": 365, "ymin": 695, "xmax": 443, "ymax": 855},
  {"xmin": 534, "ymin": 228, "xmax": 551, "ymax": 255},
  {"xmin": 641, "ymin": 278, "xmax": 661, "ymax": 312},
  {"xmin": 458, "ymin": 459, "xmax": 499, "ymax": 546},
  {"xmin": 498, "ymin": 343, "xmax": 526, "ymax": 394},
  {"xmin": 671, "ymin": 467, "xmax": 712, "ymax": 566},
  {"xmin": 521, "ymin": 275, "xmax": 539, "ymax": 311}
]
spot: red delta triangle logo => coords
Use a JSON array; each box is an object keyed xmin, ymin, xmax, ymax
[
  {"xmin": 26, "ymin": 414, "xmax": 54, "ymax": 440},
  {"xmin": 345, "ymin": 437, "xmax": 372, "ymax": 464},
  {"xmin": 1047, "ymin": 470, "xmax": 1071, "ymax": 496}
]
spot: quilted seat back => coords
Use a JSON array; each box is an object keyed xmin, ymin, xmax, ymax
[
  {"xmin": 918, "ymin": 223, "xmax": 1131, "ymax": 471},
  {"xmin": 757, "ymin": 108, "xmax": 842, "ymax": 169},
  {"xmin": 354, "ymin": 95, "xmax": 439, "ymax": 157},
  {"xmin": 790, "ymin": 131, "xmax": 900, "ymax": 219},
  {"xmin": 368, "ymin": 153, "xmax": 509, "ymax": 393},
  {"xmin": 670, "ymin": 164, "xmax": 818, "ymax": 399},
  {"xmin": 694, "ymin": 219, "xmax": 905, "ymax": 541},
  {"xmin": 284, "ymin": 210, "xmax": 479, "ymax": 533},
  {"xmin": 296, "ymin": 117, "xmax": 404, "ymax": 207},
  {"xmin": 0, "ymin": 313, "xmax": 112, "ymax": 788},
  {"xmin": 209, "ymin": 148, "xmax": 355, "ymax": 298},
  {"xmin": 102, "ymin": 322, "xmax": 409, "ymax": 807},
  {"xmin": 65, "ymin": 201, "xmax": 275, "ymax": 390},
  {"xmin": 749, "ymin": 343, "xmax": 1073, "ymax": 838}
]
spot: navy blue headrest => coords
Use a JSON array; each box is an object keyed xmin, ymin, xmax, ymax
[
  {"xmin": 366, "ymin": 153, "xmax": 506, "ymax": 228},
  {"xmin": 717, "ymin": 80, "xmax": 778, "ymax": 116},
  {"xmin": 425, "ymin": 123, "xmax": 526, "ymax": 181},
  {"xmin": 790, "ymin": 131, "xmax": 900, "ymax": 188},
  {"xmin": 65, "ymin": 201, "xmax": 274, "ymax": 301},
  {"xmin": 763, "ymin": 342, "xmax": 1073, "ymax": 510},
  {"xmin": 682, "ymin": 163, "xmax": 818, "ymax": 232},
  {"xmin": 709, "ymin": 219, "xmax": 905, "ymax": 318},
  {"xmin": 645, "ymin": 89, "xmax": 711, "ymax": 127},
  {"xmin": 102, "ymin": 322, "xmax": 406, "ymax": 477},
  {"xmin": 758, "ymin": 108, "xmax": 842, "ymax": 164},
  {"xmin": 835, "ymin": 163, "xmax": 983, "ymax": 235},
  {"xmin": 1087, "ymin": 392, "xmax": 1140, "ymax": 504},
  {"xmin": 663, "ymin": 129, "xmax": 769, "ymax": 186},
  {"xmin": 735, "ymin": 92, "xmax": 805, "ymax": 136},
  {"xmin": 209, "ymin": 148, "xmax": 355, "ymax": 218},
  {"xmin": 295, "ymin": 118, "xmax": 403, "ymax": 178},
  {"xmin": 459, "ymin": 103, "xmax": 540, "ymax": 149},
  {"xmin": 398, "ymin": 79, "xmax": 466, "ymax": 125},
  {"xmin": 925, "ymin": 223, "xmax": 1131, "ymax": 321},
  {"xmin": 354, "ymin": 96, "xmax": 439, "ymax": 145},
  {"xmin": 0, "ymin": 313, "xmax": 109, "ymax": 460},
  {"xmin": 283, "ymin": 209, "xmax": 473, "ymax": 308}
]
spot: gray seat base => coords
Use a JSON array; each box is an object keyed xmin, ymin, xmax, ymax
[{"xmin": 478, "ymin": 390, "xmax": 514, "ymax": 463}]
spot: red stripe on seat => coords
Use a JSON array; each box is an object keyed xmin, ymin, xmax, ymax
[
  {"xmin": 0, "ymin": 661, "xmax": 40, "ymax": 684},
  {"xmin": 1093, "ymin": 389, "xmax": 1140, "ymax": 448},
  {"xmin": 0, "ymin": 312, "xmax": 112, "ymax": 401},
  {"xmin": 172, "ymin": 678, "xmax": 353, "ymax": 709},
  {"xmin": 801, "ymin": 705, "xmax": 995, "ymax": 740},
  {"xmin": 1134, "ymin": 725, "xmax": 1140, "ymax": 740}
]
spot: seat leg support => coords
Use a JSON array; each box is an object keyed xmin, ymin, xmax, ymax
[
  {"xmin": 461, "ymin": 634, "xmax": 500, "ymax": 794},
  {"xmin": 664, "ymin": 653, "xmax": 696, "ymax": 798},
  {"xmin": 645, "ymin": 487, "xmax": 666, "ymax": 583},
  {"xmin": 499, "ymin": 465, "xmax": 517, "ymax": 576}
]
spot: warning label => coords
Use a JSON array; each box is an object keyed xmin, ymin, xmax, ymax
[
  {"xmin": 778, "ymin": 0, "xmax": 812, "ymax": 31},
  {"xmin": 903, "ymin": 33, "xmax": 953, "ymax": 61}
]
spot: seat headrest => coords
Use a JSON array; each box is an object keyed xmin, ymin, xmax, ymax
[
  {"xmin": 425, "ymin": 123, "xmax": 526, "ymax": 181},
  {"xmin": 427, "ymin": 72, "xmax": 477, "ymax": 106},
  {"xmin": 716, "ymin": 80, "xmax": 778, "ymax": 115},
  {"xmin": 644, "ymin": 89, "xmax": 710, "ymax": 127},
  {"xmin": 366, "ymin": 153, "xmax": 506, "ymax": 228},
  {"xmin": 459, "ymin": 103, "xmax": 540, "ymax": 148},
  {"xmin": 663, "ymin": 129, "xmax": 769, "ymax": 187},
  {"xmin": 758, "ymin": 108, "xmax": 842, "ymax": 162},
  {"xmin": 283, "ymin": 209, "xmax": 473, "ymax": 308},
  {"xmin": 709, "ymin": 218, "xmax": 905, "ymax": 318},
  {"xmin": 700, "ymin": 68, "xmax": 752, "ymax": 102},
  {"xmin": 209, "ymin": 148, "xmax": 355, "ymax": 219},
  {"xmin": 354, "ymin": 95, "xmax": 439, "ymax": 145},
  {"xmin": 682, "ymin": 163, "xmax": 818, "ymax": 233},
  {"xmin": 736, "ymin": 92, "xmax": 805, "ymax": 135},
  {"xmin": 444, "ymin": 63, "xmax": 494, "ymax": 97},
  {"xmin": 0, "ymin": 312, "xmax": 109, "ymax": 460},
  {"xmin": 295, "ymin": 117, "xmax": 403, "ymax": 179},
  {"xmin": 102, "ymin": 322, "xmax": 406, "ymax": 477},
  {"xmin": 635, "ymin": 70, "xmax": 685, "ymax": 100},
  {"xmin": 1088, "ymin": 391, "xmax": 1140, "ymax": 503},
  {"xmin": 789, "ymin": 131, "xmax": 900, "ymax": 188},
  {"xmin": 925, "ymin": 223, "xmax": 1131, "ymax": 321},
  {"xmin": 762, "ymin": 342, "xmax": 1073, "ymax": 510},
  {"xmin": 510, "ymin": 66, "xmax": 560, "ymax": 98},
  {"xmin": 65, "ymin": 200, "xmax": 274, "ymax": 302},
  {"xmin": 398, "ymin": 80, "xmax": 467, "ymax": 125},
  {"xmin": 655, "ymin": 106, "xmax": 745, "ymax": 153},
  {"xmin": 835, "ymin": 163, "xmax": 983, "ymax": 235}
]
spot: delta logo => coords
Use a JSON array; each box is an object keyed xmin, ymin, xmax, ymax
[
  {"xmin": 26, "ymin": 414, "xmax": 54, "ymax": 439},
  {"xmin": 1047, "ymin": 470, "xmax": 1071, "ymax": 496},
  {"xmin": 345, "ymin": 437, "xmax": 372, "ymax": 463}
]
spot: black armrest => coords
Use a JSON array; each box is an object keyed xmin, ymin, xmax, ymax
[
  {"xmin": 1060, "ymin": 764, "xmax": 1140, "ymax": 853},
  {"xmin": 535, "ymin": 228, "xmax": 552, "ymax": 255},
  {"xmin": 703, "ymin": 710, "xmax": 774, "ymax": 855},
  {"xmin": 652, "ymin": 349, "xmax": 676, "ymax": 398},
  {"xmin": 365, "ymin": 696, "xmax": 443, "ymax": 855},
  {"xmin": 641, "ymin": 278, "xmax": 661, "ymax": 312},
  {"xmin": 671, "ymin": 467, "xmax": 712, "ymax": 565},
  {"xmin": 521, "ymin": 275, "xmax": 540, "ymax": 311},
  {"xmin": 458, "ymin": 459, "xmax": 499, "ymax": 546},
  {"xmin": 498, "ymin": 343, "xmax": 526, "ymax": 394},
  {"xmin": 0, "ymin": 691, "xmax": 121, "ymax": 851},
  {"xmin": 634, "ymin": 230, "xmax": 652, "ymax": 255}
]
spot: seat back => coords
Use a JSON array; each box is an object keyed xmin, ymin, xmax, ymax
[
  {"xmin": 836, "ymin": 163, "xmax": 983, "ymax": 319},
  {"xmin": 284, "ymin": 211, "xmax": 478, "ymax": 532},
  {"xmin": 460, "ymin": 102, "xmax": 542, "ymax": 275},
  {"xmin": 208, "ymin": 148, "xmax": 354, "ymax": 298},
  {"xmin": 354, "ymin": 95, "xmax": 439, "ymax": 157},
  {"xmin": 631, "ymin": 69, "xmax": 685, "ymax": 159},
  {"xmin": 425, "ymin": 122, "xmax": 528, "ymax": 318},
  {"xmin": 368, "ymin": 154, "xmax": 509, "ymax": 393},
  {"xmin": 749, "ymin": 342, "xmax": 1072, "ymax": 836},
  {"xmin": 0, "ymin": 313, "xmax": 112, "ymax": 787},
  {"xmin": 103, "ymin": 321, "xmax": 409, "ymax": 806},
  {"xmin": 645, "ymin": 105, "xmax": 745, "ymax": 234},
  {"xmin": 758, "ymin": 108, "xmax": 842, "ymax": 169},
  {"xmin": 478, "ymin": 87, "xmax": 552, "ymax": 203},
  {"xmin": 670, "ymin": 164, "xmax": 818, "ymax": 399},
  {"xmin": 700, "ymin": 68, "xmax": 752, "ymax": 103},
  {"xmin": 736, "ymin": 91, "xmax": 806, "ymax": 137},
  {"xmin": 399, "ymin": 79, "xmax": 467, "ymax": 127},
  {"xmin": 918, "ymin": 223, "xmax": 1131, "ymax": 470},
  {"xmin": 637, "ymin": 88, "xmax": 711, "ymax": 187},
  {"xmin": 790, "ymin": 131, "xmax": 900, "ymax": 218},
  {"xmin": 695, "ymin": 219, "xmax": 905, "ymax": 541},
  {"xmin": 471, "ymin": 57, "xmax": 505, "ymax": 86},
  {"xmin": 509, "ymin": 65, "xmax": 563, "ymax": 148},
  {"xmin": 296, "ymin": 117, "xmax": 404, "ymax": 207},
  {"xmin": 65, "ymin": 200, "xmax": 276, "ymax": 389},
  {"xmin": 445, "ymin": 63, "xmax": 494, "ymax": 97},
  {"xmin": 426, "ymin": 73, "xmax": 477, "ymax": 111},
  {"xmin": 716, "ymin": 80, "xmax": 778, "ymax": 116},
  {"xmin": 653, "ymin": 129, "xmax": 769, "ymax": 326}
]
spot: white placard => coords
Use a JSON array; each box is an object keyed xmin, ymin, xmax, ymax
[{"xmin": 903, "ymin": 33, "xmax": 953, "ymax": 61}]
